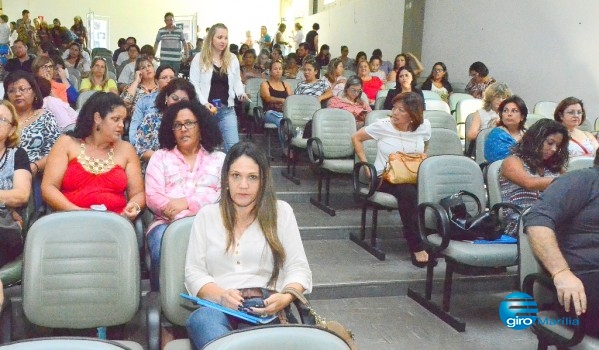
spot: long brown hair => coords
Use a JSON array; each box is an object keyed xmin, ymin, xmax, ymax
[{"xmin": 219, "ymin": 142, "xmax": 284, "ymax": 287}]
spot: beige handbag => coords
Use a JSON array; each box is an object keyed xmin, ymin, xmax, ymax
[{"xmin": 382, "ymin": 152, "xmax": 427, "ymax": 184}]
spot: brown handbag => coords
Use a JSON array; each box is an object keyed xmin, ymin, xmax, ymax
[
  {"xmin": 282, "ymin": 287, "xmax": 357, "ymax": 350},
  {"xmin": 382, "ymin": 152, "xmax": 427, "ymax": 184}
]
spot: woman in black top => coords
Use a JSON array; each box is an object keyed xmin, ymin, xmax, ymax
[
  {"xmin": 261, "ymin": 60, "xmax": 293, "ymax": 151},
  {"xmin": 384, "ymin": 66, "xmax": 424, "ymax": 110}
]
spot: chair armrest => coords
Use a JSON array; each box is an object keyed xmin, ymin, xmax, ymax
[
  {"xmin": 253, "ymin": 106, "xmax": 264, "ymax": 124},
  {"xmin": 522, "ymin": 273, "xmax": 586, "ymax": 348},
  {"xmin": 0, "ymin": 297, "xmax": 11, "ymax": 344},
  {"xmin": 417, "ymin": 202, "xmax": 451, "ymax": 254},
  {"xmin": 306, "ymin": 137, "xmax": 323, "ymax": 165},
  {"xmin": 146, "ymin": 291, "xmax": 161, "ymax": 350},
  {"xmin": 352, "ymin": 162, "xmax": 378, "ymax": 199}
]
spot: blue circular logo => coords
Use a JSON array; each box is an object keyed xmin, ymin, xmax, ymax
[{"xmin": 499, "ymin": 292, "xmax": 538, "ymax": 330}]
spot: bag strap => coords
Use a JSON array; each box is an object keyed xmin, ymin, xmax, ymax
[
  {"xmin": 457, "ymin": 190, "xmax": 482, "ymax": 214},
  {"xmin": 282, "ymin": 287, "xmax": 326, "ymax": 327}
]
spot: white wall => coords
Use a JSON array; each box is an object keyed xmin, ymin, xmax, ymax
[
  {"xmin": 303, "ymin": 0, "xmax": 404, "ymax": 65},
  {"xmin": 4, "ymin": 0, "xmax": 281, "ymax": 50},
  {"xmin": 422, "ymin": 0, "xmax": 599, "ymax": 120}
]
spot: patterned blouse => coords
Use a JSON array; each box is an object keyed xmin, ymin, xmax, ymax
[
  {"xmin": 135, "ymin": 111, "xmax": 162, "ymax": 158},
  {"xmin": 294, "ymin": 78, "xmax": 331, "ymax": 97},
  {"xmin": 19, "ymin": 109, "xmax": 61, "ymax": 163}
]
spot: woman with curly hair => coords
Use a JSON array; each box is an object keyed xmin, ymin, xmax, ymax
[
  {"xmin": 499, "ymin": 118, "xmax": 568, "ymax": 236},
  {"xmin": 145, "ymin": 100, "xmax": 224, "ymax": 291}
]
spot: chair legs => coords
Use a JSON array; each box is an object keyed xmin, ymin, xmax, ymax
[
  {"xmin": 310, "ymin": 171, "xmax": 336, "ymax": 216},
  {"xmin": 281, "ymin": 146, "xmax": 301, "ymax": 185},
  {"xmin": 265, "ymin": 128, "xmax": 274, "ymax": 161},
  {"xmin": 349, "ymin": 204, "xmax": 386, "ymax": 261},
  {"xmin": 407, "ymin": 260, "xmax": 467, "ymax": 332}
]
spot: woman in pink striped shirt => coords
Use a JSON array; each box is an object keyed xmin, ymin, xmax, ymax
[{"xmin": 145, "ymin": 100, "xmax": 224, "ymax": 291}]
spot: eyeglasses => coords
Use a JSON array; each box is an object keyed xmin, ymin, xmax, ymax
[
  {"xmin": 348, "ymin": 88, "xmax": 362, "ymax": 94},
  {"xmin": 0, "ymin": 117, "xmax": 13, "ymax": 126},
  {"xmin": 564, "ymin": 110, "xmax": 583, "ymax": 116},
  {"xmin": 168, "ymin": 93, "xmax": 189, "ymax": 102},
  {"xmin": 7, "ymin": 86, "xmax": 32, "ymax": 95},
  {"xmin": 172, "ymin": 121, "xmax": 198, "ymax": 131},
  {"xmin": 41, "ymin": 63, "xmax": 54, "ymax": 70},
  {"xmin": 502, "ymin": 108, "xmax": 521, "ymax": 114},
  {"xmin": 433, "ymin": 69, "xmax": 445, "ymax": 73}
]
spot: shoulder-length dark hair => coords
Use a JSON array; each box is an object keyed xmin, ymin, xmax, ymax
[
  {"xmin": 3, "ymin": 71, "xmax": 44, "ymax": 109},
  {"xmin": 154, "ymin": 78, "xmax": 197, "ymax": 113},
  {"xmin": 511, "ymin": 119, "xmax": 569, "ymax": 174},
  {"xmin": 73, "ymin": 92, "xmax": 126, "ymax": 138},
  {"xmin": 391, "ymin": 91, "xmax": 424, "ymax": 131},
  {"xmin": 497, "ymin": 95, "xmax": 528, "ymax": 131},
  {"xmin": 158, "ymin": 100, "xmax": 221, "ymax": 153},
  {"xmin": 395, "ymin": 65, "xmax": 417, "ymax": 90},
  {"xmin": 219, "ymin": 141, "xmax": 283, "ymax": 288},
  {"xmin": 554, "ymin": 96, "xmax": 585, "ymax": 125},
  {"xmin": 469, "ymin": 61, "xmax": 489, "ymax": 77}
]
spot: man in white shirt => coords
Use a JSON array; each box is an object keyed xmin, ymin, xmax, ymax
[{"xmin": 115, "ymin": 37, "xmax": 136, "ymax": 66}]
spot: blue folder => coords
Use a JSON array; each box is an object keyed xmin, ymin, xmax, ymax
[
  {"xmin": 180, "ymin": 293, "xmax": 278, "ymax": 324},
  {"xmin": 472, "ymin": 234, "xmax": 517, "ymax": 244}
]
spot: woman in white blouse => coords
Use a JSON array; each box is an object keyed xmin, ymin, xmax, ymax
[{"xmin": 185, "ymin": 141, "xmax": 312, "ymax": 348}]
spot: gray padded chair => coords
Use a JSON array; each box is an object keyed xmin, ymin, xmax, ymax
[
  {"xmin": 533, "ymin": 101, "xmax": 557, "ymax": 119},
  {"xmin": 1, "ymin": 337, "xmax": 137, "ymax": 349},
  {"xmin": 525, "ymin": 113, "xmax": 551, "ymax": 129},
  {"xmin": 464, "ymin": 112, "xmax": 476, "ymax": 156},
  {"xmin": 455, "ymin": 98, "xmax": 483, "ymax": 131},
  {"xmin": 427, "ymin": 129, "xmax": 463, "ymax": 157},
  {"xmin": 244, "ymin": 77, "xmax": 264, "ymax": 139},
  {"xmin": 486, "ymin": 159, "xmax": 504, "ymax": 208},
  {"xmin": 422, "ymin": 90, "xmax": 442, "ymax": 101},
  {"xmin": 448, "ymin": 93, "xmax": 473, "ymax": 114},
  {"xmin": 424, "ymin": 99, "xmax": 451, "ymax": 114},
  {"xmin": 351, "ymin": 139, "xmax": 397, "ymax": 260},
  {"xmin": 280, "ymin": 95, "xmax": 321, "ymax": 184},
  {"xmin": 18, "ymin": 211, "xmax": 141, "ymax": 349},
  {"xmin": 424, "ymin": 110, "xmax": 458, "ymax": 133},
  {"xmin": 365, "ymin": 110, "xmax": 390, "ymax": 125},
  {"xmin": 374, "ymin": 89, "xmax": 388, "ymax": 110},
  {"xmin": 282, "ymin": 78, "xmax": 300, "ymax": 91},
  {"xmin": 519, "ymin": 212, "xmax": 599, "ymax": 349},
  {"xmin": 475, "ymin": 127, "xmax": 493, "ymax": 165},
  {"xmin": 146, "ymin": 217, "xmax": 195, "ymax": 350},
  {"xmin": 77, "ymin": 91, "xmax": 97, "ymax": 111},
  {"xmin": 567, "ymin": 156, "xmax": 594, "ymax": 172},
  {"xmin": 407, "ymin": 155, "xmax": 518, "ymax": 332},
  {"xmin": 307, "ymin": 109, "xmax": 356, "ymax": 216},
  {"xmin": 201, "ymin": 325, "xmax": 351, "ymax": 350},
  {"xmin": 449, "ymin": 82, "xmax": 467, "ymax": 94}
]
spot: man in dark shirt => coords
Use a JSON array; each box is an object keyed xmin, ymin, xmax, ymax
[
  {"xmin": 4, "ymin": 39, "xmax": 33, "ymax": 73},
  {"xmin": 305, "ymin": 23, "xmax": 319, "ymax": 55},
  {"xmin": 524, "ymin": 150, "xmax": 599, "ymax": 336}
]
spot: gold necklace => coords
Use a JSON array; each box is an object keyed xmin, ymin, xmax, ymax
[
  {"xmin": 77, "ymin": 143, "xmax": 115, "ymax": 175},
  {"xmin": 19, "ymin": 110, "xmax": 39, "ymax": 128}
]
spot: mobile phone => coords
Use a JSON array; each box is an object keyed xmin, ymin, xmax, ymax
[{"xmin": 239, "ymin": 297, "xmax": 265, "ymax": 314}]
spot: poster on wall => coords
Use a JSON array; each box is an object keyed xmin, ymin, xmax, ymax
[
  {"xmin": 175, "ymin": 15, "xmax": 197, "ymax": 48},
  {"xmin": 87, "ymin": 13, "xmax": 110, "ymax": 50}
]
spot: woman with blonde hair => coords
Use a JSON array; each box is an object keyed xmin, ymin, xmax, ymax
[
  {"xmin": 190, "ymin": 23, "xmax": 248, "ymax": 152},
  {"xmin": 79, "ymin": 57, "xmax": 118, "ymax": 94},
  {"xmin": 466, "ymin": 82, "xmax": 512, "ymax": 142}
]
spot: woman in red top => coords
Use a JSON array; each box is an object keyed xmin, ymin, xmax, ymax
[
  {"xmin": 42, "ymin": 92, "xmax": 145, "ymax": 220},
  {"xmin": 357, "ymin": 60, "xmax": 383, "ymax": 105}
]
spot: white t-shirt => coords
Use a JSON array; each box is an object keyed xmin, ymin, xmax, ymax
[{"xmin": 365, "ymin": 118, "xmax": 432, "ymax": 176}]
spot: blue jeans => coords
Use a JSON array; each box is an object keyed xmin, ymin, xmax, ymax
[
  {"xmin": 264, "ymin": 110, "xmax": 284, "ymax": 148},
  {"xmin": 147, "ymin": 223, "xmax": 168, "ymax": 292},
  {"xmin": 214, "ymin": 106, "xmax": 239, "ymax": 153}
]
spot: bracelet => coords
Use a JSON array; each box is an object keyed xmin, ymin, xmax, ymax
[
  {"xmin": 31, "ymin": 162, "xmax": 39, "ymax": 173},
  {"xmin": 551, "ymin": 267, "xmax": 570, "ymax": 279},
  {"xmin": 129, "ymin": 201, "xmax": 141, "ymax": 212}
]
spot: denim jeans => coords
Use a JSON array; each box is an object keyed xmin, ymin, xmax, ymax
[
  {"xmin": 263, "ymin": 110, "xmax": 284, "ymax": 148},
  {"xmin": 146, "ymin": 223, "xmax": 168, "ymax": 292},
  {"xmin": 214, "ymin": 106, "xmax": 239, "ymax": 153},
  {"xmin": 186, "ymin": 305, "xmax": 293, "ymax": 349}
]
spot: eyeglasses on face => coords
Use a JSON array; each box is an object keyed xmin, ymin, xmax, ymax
[
  {"xmin": 564, "ymin": 110, "xmax": 583, "ymax": 116},
  {"xmin": 41, "ymin": 63, "xmax": 54, "ymax": 70},
  {"xmin": 0, "ymin": 117, "xmax": 13, "ymax": 126},
  {"xmin": 172, "ymin": 120, "xmax": 198, "ymax": 131},
  {"xmin": 7, "ymin": 86, "xmax": 32, "ymax": 95}
]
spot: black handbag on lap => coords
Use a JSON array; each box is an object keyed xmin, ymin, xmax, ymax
[{"xmin": 439, "ymin": 190, "xmax": 503, "ymax": 241}]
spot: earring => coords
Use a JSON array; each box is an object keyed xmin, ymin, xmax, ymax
[{"xmin": 96, "ymin": 125, "xmax": 100, "ymax": 131}]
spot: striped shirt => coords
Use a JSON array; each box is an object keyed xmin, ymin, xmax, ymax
[{"xmin": 155, "ymin": 26, "xmax": 185, "ymax": 63}]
